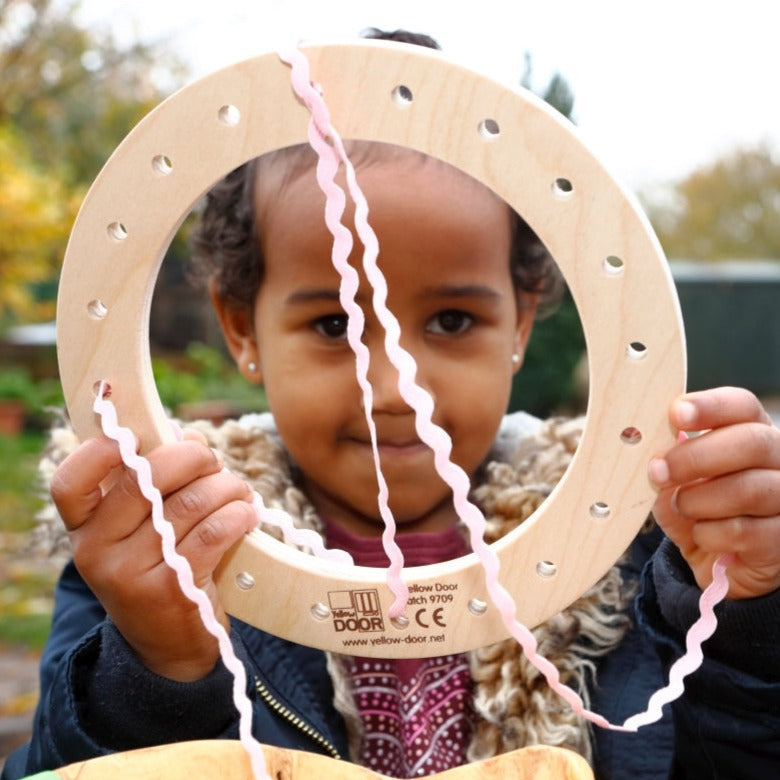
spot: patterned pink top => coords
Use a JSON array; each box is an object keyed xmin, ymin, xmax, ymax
[{"xmin": 324, "ymin": 519, "xmax": 473, "ymax": 778}]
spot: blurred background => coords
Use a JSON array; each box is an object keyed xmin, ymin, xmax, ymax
[{"xmin": 1, "ymin": 0, "xmax": 779, "ymax": 764}]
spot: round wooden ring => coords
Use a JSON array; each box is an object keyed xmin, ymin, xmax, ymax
[{"xmin": 57, "ymin": 41, "xmax": 685, "ymax": 658}]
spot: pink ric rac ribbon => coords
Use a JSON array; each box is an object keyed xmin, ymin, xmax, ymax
[
  {"xmin": 251, "ymin": 490, "xmax": 353, "ymax": 565},
  {"xmin": 277, "ymin": 46, "xmax": 734, "ymax": 733},
  {"xmin": 276, "ymin": 49, "xmax": 410, "ymax": 620},
  {"xmin": 92, "ymin": 384, "xmax": 269, "ymax": 779}
]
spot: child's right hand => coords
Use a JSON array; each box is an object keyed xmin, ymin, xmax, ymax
[{"xmin": 50, "ymin": 432, "xmax": 258, "ymax": 682}]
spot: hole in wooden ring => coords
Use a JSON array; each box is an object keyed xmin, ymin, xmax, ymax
[
  {"xmin": 107, "ymin": 221, "xmax": 127, "ymax": 241},
  {"xmin": 536, "ymin": 560, "xmax": 557, "ymax": 579},
  {"xmin": 552, "ymin": 178, "xmax": 574, "ymax": 198},
  {"xmin": 218, "ymin": 104, "xmax": 241, "ymax": 126},
  {"xmin": 468, "ymin": 598, "xmax": 488, "ymax": 616},
  {"xmin": 478, "ymin": 118, "xmax": 500, "ymax": 139},
  {"xmin": 152, "ymin": 154, "xmax": 173, "ymax": 175},
  {"xmin": 603, "ymin": 255, "xmax": 624, "ymax": 275},
  {"xmin": 391, "ymin": 614, "xmax": 410, "ymax": 630},
  {"xmin": 589, "ymin": 501, "xmax": 611, "ymax": 520},
  {"xmin": 620, "ymin": 426, "xmax": 642, "ymax": 445},
  {"xmin": 87, "ymin": 299, "xmax": 108, "ymax": 319},
  {"xmin": 627, "ymin": 341, "xmax": 648, "ymax": 360},
  {"xmin": 311, "ymin": 602, "xmax": 330, "ymax": 620},
  {"xmin": 91, "ymin": 380, "xmax": 111, "ymax": 399},
  {"xmin": 391, "ymin": 84, "xmax": 413, "ymax": 105},
  {"xmin": 235, "ymin": 571, "xmax": 255, "ymax": 590}
]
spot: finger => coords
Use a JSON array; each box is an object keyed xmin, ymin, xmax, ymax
[
  {"xmin": 674, "ymin": 469, "xmax": 780, "ymax": 519},
  {"xmin": 173, "ymin": 498, "xmax": 259, "ymax": 584},
  {"xmin": 162, "ymin": 470, "xmax": 255, "ymax": 542},
  {"xmin": 692, "ymin": 515, "xmax": 780, "ymax": 599},
  {"xmin": 650, "ymin": 423, "xmax": 780, "ymax": 487},
  {"xmin": 652, "ymin": 485, "xmax": 696, "ymax": 556},
  {"xmin": 92, "ymin": 440, "xmax": 226, "ymax": 541},
  {"xmin": 146, "ymin": 439, "xmax": 224, "ymax": 494},
  {"xmin": 691, "ymin": 514, "xmax": 780, "ymax": 561},
  {"xmin": 51, "ymin": 436, "xmax": 126, "ymax": 531},
  {"xmin": 180, "ymin": 427, "xmax": 208, "ymax": 446},
  {"xmin": 671, "ymin": 387, "xmax": 773, "ymax": 432},
  {"xmin": 74, "ymin": 470, "xmax": 256, "ymax": 576}
]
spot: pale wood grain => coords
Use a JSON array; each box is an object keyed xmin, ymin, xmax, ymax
[{"xmin": 56, "ymin": 40, "xmax": 685, "ymax": 657}]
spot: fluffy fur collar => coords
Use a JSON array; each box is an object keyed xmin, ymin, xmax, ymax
[{"xmin": 33, "ymin": 411, "xmax": 632, "ymax": 766}]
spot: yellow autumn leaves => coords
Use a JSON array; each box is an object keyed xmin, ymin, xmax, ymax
[{"xmin": 0, "ymin": 126, "xmax": 82, "ymax": 323}]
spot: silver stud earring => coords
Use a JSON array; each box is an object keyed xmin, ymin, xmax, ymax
[
  {"xmin": 247, "ymin": 361, "xmax": 257, "ymax": 373},
  {"xmin": 511, "ymin": 353, "xmax": 521, "ymax": 365}
]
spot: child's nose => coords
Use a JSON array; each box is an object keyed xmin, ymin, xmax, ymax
[{"xmin": 365, "ymin": 347, "xmax": 414, "ymax": 415}]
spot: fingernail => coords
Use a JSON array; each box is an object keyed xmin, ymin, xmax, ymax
[
  {"xmin": 648, "ymin": 457, "xmax": 670, "ymax": 485},
  {"xmin": 675, "ymin": 400, "xmax": 697, "ymax": 426},
  {"xmin": 677, "ymin": 430, "xmax": 688, "ymax": 443}
]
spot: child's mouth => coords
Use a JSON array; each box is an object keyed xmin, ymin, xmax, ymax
[
  {"xmin": 351, "ymin": 436, "xmax": 429, "ymax": 458},
  {"xmin": 377, "ymin": 440, "xmax": 427, "ymax": 456}
]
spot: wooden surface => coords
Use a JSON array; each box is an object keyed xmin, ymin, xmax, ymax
[
  {"xmin": 54, "ymin": 740, "xmax": 594, "ymax": 779},
  {"xmin": 56, "ymin": 40, "xmax": 686, "ymax": 656}
]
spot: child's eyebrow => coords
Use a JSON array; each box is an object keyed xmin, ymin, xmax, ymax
[
  {"xmin": 284, "ymin": 284, "xmax": 502, "ymax": 306},
  {"xmin": 423, "ymin": 284, "xmax": 502, "ymax": 301},
  {"xmin": 284, "ymin": 288, "xmax": 341, "ymax": 305}
]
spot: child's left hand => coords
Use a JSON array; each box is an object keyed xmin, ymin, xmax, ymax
[{"xmin": 649, "ymin": 387, "xmax": 780, "ymax": 599}]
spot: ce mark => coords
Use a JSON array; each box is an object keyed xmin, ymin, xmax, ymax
[{"xmin": 414, "ymin": 608, "xmax": 446, "ymax": 628}]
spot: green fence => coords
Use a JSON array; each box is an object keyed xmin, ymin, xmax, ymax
[{"xmin": 671, "ymin": 261, "xmax": 780, "ymax": 395}]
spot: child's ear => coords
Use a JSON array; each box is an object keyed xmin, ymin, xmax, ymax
[
  {"xmin": 513, "ymin": 292, "xmax": 539, "ymax": 373},
  {"xmin": 209, "ymin": 280, "xmax": 263, "ymax": 383}
]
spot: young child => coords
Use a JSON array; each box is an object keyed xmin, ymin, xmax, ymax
[{"xmin": 4, "ymin": 32, "xmax": 780, "ymax": 780}]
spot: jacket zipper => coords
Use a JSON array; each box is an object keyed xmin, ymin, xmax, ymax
[{"xmin": 254, "ymin": 675, "xmax": 342, "ymax": 760}]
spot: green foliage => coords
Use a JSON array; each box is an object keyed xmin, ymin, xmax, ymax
[
  {"xmin": 0, "ymin": 613, "xmax": 51, "ymax": 649},
  {"xmin": 0, "ymin": 366, "xmax": 63, "ymax": 414},
  {"xmin": 520, "ymin": 51, "xmax": 576, "ymax": 121},
  {"xmin": 0, "ymin": 429, "xmax": 54, "ymax": 651},
  {"xmin": 153, "ymin": 343, "xmax": 268, "ymax": 414},
  {"xmin": 540, "ymin": 72, "xmax": 575, "ymax": 120},
  {"xmin": 0, "ymin": 430, "xmax": 46, "ymax": 533},
  {"xmin": 509, "ymin": 292, "xmax": 586, "ymax": 417}
]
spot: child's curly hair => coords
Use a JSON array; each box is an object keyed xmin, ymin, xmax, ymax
[{"xmin": 189, "ymin": 29, "xmax": 563, "ymax": 315}]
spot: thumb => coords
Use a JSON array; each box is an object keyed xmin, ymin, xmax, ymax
[
  {"xmin": 50, "ymin": 436, "xmax": 128, "ymax": 531},
  {"xmin": 652, "ymin": 483, "xmax": 696, "ymax": 559}
]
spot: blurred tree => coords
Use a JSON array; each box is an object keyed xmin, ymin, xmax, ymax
[
  {"xmin": 0, "ymin": 0, "xmax": 186, "ymax": 186},
  {"xmin": 520, "ymin": 52, "xmax": 576, "ymax": 120},
  {"xmin": 646, "ymin": 144, "xmax": 780, "ymax": 259},
  {"xmin": 0, "ymin": 125, "xmax": 79, "ymax": 323},
  {"xmin": 0, "ymin": 0, "xmax": 187, "ymax": 326}
]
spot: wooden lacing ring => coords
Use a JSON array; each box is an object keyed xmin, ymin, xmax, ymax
[{"xmin": 57, "ymin": 40, "xmax": 685, "ymax": 659}]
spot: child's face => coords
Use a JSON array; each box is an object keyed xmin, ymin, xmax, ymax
[{"xmin": 219, "ymin": 151, "xmax": 536, "ymax": 537}]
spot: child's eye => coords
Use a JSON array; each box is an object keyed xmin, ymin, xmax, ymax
[
  {"xmin": 314, "ymin": 314, "xmax": 348, "ymax": 339},
  {"xmin": 427, "ymin": 310, "xmax": 474, "ymax": 335}
]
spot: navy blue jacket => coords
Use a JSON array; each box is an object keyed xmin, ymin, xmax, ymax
[{"xmin": 4, "ymin": 530, "xmax": 780, "ymax": 779}]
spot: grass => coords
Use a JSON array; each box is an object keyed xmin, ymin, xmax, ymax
[
  {"xmin": 0, "ymin": 431, "xmax": 47, "ymax": 534},
  {"xmin": 0, "ymin": 430, "xmax": 56, "ymax": 650},
  {"xmin": 0, "ymin": 614, "xmax": 51, "ymax": 648}
]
